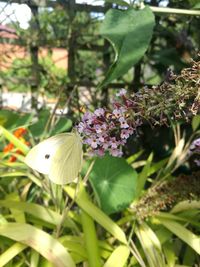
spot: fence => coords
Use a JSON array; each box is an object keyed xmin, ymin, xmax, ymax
[{"xmin": 0, "ymin": 0, "xmax": 200, "ymax": 110}]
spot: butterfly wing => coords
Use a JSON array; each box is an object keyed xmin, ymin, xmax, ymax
[
  {"xmin": 24, "ymin": 133, "xmax": 74, "ymax": 175},
  {"xmin": 50, "ymin": 132, "xmax": 83, "ymax": 184}
]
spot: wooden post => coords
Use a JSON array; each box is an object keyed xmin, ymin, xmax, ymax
[
  {"xmin": 29, "ymin": 3, "xmax": 40, "ymax": 110},
  {"xmin": 68, "ymin": 0, "xmax": 76, "ymax": 84}
]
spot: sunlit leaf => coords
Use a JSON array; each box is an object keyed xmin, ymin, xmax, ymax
[
  {"xmin": 159, "ymin": 219, "xmax": 200, "ymax": 255},
  {"xmin": 0, "ymin": 223, "xmax": 76, "ymax": 267},
  {"xmin": 172, "ymin": 200, "xmax": 200, "ymax": 213},
  {"xmin": 135, "ymin": 223, "xmax": 166, "ymax": 267},
  {"xmin": 103, "ymin": 245, "xmax": 130, "ymax": 267},
  {"xmin": 64, "ymin": 184, "xmax": 127, "ymax": 244},
  {"xmin": 0, "ymin": 242, "xmax": 27, "ymax": 267},
  {"xmin": 0, "ymin": 200, "xmax": 78, "ymax": 231}
]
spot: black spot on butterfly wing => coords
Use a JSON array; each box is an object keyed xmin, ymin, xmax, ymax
[{"xmin": 45, "ymin": 154, "xmax": 50, "ymax": 159}]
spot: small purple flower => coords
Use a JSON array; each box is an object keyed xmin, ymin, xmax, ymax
[
  {"xmin": 95, "ymin": 123, "xmax": 107, "ymax": 134},
  {"xmin": 98, "ymin": 134, "xmax": 106, "ymax": 143},
  {"xmin": 110, "ymin": 148, "xmax": 123, "ymax": 157},
  {"xmin": 194, "ymin": 159, "xmax": 200, "ymax": 166},
  {"xmin": 102, "ymin": 142, "xmax": 109, "ymax": 150},
  {"xmin": 120, "ymin": 129, "xmax": 130, "ymax": 139},
  {"xmin": 119, "ymin": 117, "xmax": 129, "ymax": 129},
  {"xmin": 94, "ymin": 108, "xmax": 105, "ymax": 117},
  {"xmin": 77, "ymin": 122, "xmax": 85, "ymax": 133},
  {"xmin": 96, "ymin": 148, "xmax": 105, "ymax": 157},
  {"xmin": 193, "ymin": 138, "xmax": 200, "ymax": 147},
  {"xmin": 113, "ymin": 108, "xmax": 122, "ymax": 118},
  {"xmin": 190, "ymin": 138, "xmax": 200, "ymax": 153},
  {"xmin": 109, "ymin": 137, "xmax": 118, "ymax": 149},
  {"xmin": 82, "ymin": 112, "xmax": 95, "ymax": 125},
  {"xmin": 127, "ymin": 127, "xmax": 134, "ymax": 135},
  {"xmin": 77, "ymin": 88, "xmax": 140, "ymax": 157},
  {"xmin": 86, "ymin": 137, "xmax": 99, "ymax": 149},
  {"xmin": 116, "ymin": 89, "xmax": 127, "ymax": 97}
]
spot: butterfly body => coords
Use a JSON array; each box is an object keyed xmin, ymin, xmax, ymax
[{"xmin": 25, "ymin": 131, "xmax": 83, "ymax": 184}]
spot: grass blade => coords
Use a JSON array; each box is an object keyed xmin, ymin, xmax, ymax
[{"xmin": 0, "ymin": 223, "xmax": 76, "ymax": 267}]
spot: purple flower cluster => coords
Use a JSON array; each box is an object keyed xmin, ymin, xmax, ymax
[
  {"xmin": 189, "ymin": 137, "xmax": 200, "ymax": 166},
  {"xmin": 77, "ymin": 89, "xmax": 141, "ymax": 157}
]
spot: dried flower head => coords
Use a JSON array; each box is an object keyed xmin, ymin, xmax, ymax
[{"xmin": 77, "ymin": 58, "xmax": 200, "ymax": 157}]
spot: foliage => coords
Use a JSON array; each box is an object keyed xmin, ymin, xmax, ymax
[
  {"xmin": 100, "ymin": 6, "xmax": 155, "ymax": 87},
  {"xmin": 1, "ymin": 57, "xmax": 67, "ymax": 95},
  {"xmin": 0, "ymin": 1, "xmax": 200, "ymax": 266}
]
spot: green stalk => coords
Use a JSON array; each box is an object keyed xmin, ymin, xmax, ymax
[
  {"xmin": 150, "ymin": 6, "xmax": 200, "ymax": 16},
  {"xmin": 81, "ymin": 210, "xmax": 101, "ymax": 267}
]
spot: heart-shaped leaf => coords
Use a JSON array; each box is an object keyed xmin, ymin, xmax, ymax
[
  {"xmin": 100, "ymin": 6, "xmax": 155, "ymax": 87},
  {"xmin": 89, "ymin": 154, "xmax": 137, "ymax": 214}
]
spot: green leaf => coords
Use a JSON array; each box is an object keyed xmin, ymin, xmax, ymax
[
  {"xmin": 29, "ymin": 109, "xmax": 50, "ymax": 138},
  {"xmin": 99, "ymin": 6, "xmax": 155, "ymax": 87},
  {"xmin": 0, "ymin": 200, "xmax": 78, "ymax": 231},
  {"xmin": 50, "ymin": 118, "xmax": 72, "ymax": 135},
  {"xmin": 0, "ymin": 110, "xmax": 18, "ymax": 129},
  {"xmin": 103, "ymin": 245, "xmax": 130, "ymax": 267},
  {"xmin": 126, "ymin": 150, "xmax": 144, "ymax": 165},
  {"xmin": 0, "ymin": 223, "xmax": 76, "ymax": 267},
  {"xmin": 64, "ymin": 184, "xmax": 127, "ymax": 244},
  {"xmin": 135, "ymin": 223, "xmax": 165, "ymax": 267},
  {"xmin": 192, "ymin": 2, "xmax": 200, "ymax": 9},
  {"xmin": 0, "ymin": 242, "xmax": 27, "ymax": 267},
  {"xmin": 159, "ymin": 219, "xmax": 200, "ymax": 255},
  {"xmin": 192, "ymin": 115, "xmax": 200, "ymax": 131},
  {"xmin": 136, "ymin": 153, "xmax": 153, "ymax": 198},
  {"xmin": 13, "ymin": 113, "xmax": 34, "ymax": 129},
  {"xmin": 163, "ymin": 242, "xmax": 177, "ymax": 267},
  {"xmin": 81, "ymin": 210, "xmax": 101, "ymax": 267},
  {"xmin": 172, "ymin": 200, "xmax": 200, "ymax": 213},
  {"xmin": 88, "ymin": 154, "xmax": 137, "ymax": 214},
  {"xmin": 6, "ymin": 193, "xmax": 26, "ymax": 223}
]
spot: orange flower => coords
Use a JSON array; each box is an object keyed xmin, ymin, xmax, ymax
[
  {"xmin": 3, "ymin": 127, "xmax": 29, "ymax": 162},
  {"xmin": 13, "ymin": 128, "xmax": 27, "ymax": 138}
]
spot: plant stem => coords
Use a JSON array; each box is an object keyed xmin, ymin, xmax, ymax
[
  {"xmin": 81, "ymin": 210, "xmax": 101, "ymax": 267},
  {"xmin": 150, "ymin": 6, "xmax": 200, "ymax": 16}
]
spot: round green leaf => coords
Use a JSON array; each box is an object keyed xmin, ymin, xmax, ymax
[
  {"xmin": 89, "ymin": 154, "xmax": 138, "ymax": 214},
  {"xmin": 100, "ymin": 6, "xmax": 155, "ymax": 87}
]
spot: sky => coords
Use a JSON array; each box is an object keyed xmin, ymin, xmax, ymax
[{"xmin": 0, "ymin": 0, "xmax": 104, "ymax": 29}]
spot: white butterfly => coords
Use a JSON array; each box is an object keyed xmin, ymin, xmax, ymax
[{"xmin": 24, "ymin": 131, "xmax": 83, "ymax": 185}]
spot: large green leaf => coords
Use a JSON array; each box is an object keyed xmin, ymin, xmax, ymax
[
  {"xmin": 29, "ymin": 109, "xmax": 50, "ymax": 138},
  {"xmin": 50, "ymin": 117, "xmax": 72, "ymax": 135},
  {"xmin": 0, "ymin": 223, "xmax": 76, "ymax": 267},
  {"xmin": 0, "ymin": 110, "xmax": 18, "ymax": 129},
  {"xmin": 88, "ymin": 154, "xmax": 137, "ymax": 214},
  {"xmin": 100, "ymin": 6, "xmax": 155, "ymax": 87}
]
